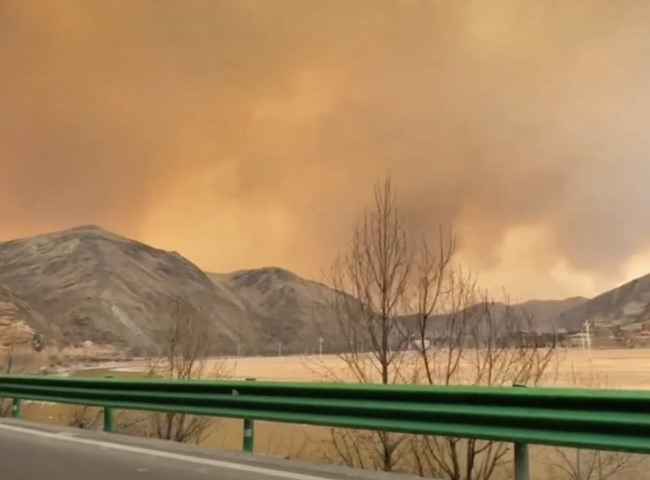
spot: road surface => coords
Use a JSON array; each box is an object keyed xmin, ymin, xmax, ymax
[{"xmin": 0, "ymin": 419, "xmax": 419, "ymax": 480}]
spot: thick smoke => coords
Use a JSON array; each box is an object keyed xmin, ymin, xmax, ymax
[{"xmin": 2, "ymin": 1, "xmax": 650, "ymax": 298}]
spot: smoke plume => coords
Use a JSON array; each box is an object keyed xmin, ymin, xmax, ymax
[{"xmin": 2, "ymin": 1, "xmax": 650, "ymax": 298}]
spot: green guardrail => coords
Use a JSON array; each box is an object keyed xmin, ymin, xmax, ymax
[{"xmin": 3, "ymin": 375, "xmax": 650, "ymax": 480}]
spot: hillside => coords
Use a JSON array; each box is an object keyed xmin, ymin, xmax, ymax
[
  {"xmin": 517, "ymin": 297, "xmax": 589, "ymax": 331},
  {"xmin": 0, "ymin": 226, "xmax": 244, "ymax": 353},
  {"xmin": 209, "ymin": 267, "xmax": 348, "ymax": 354},
  {"xmin": 0, "ymin": 284, "xmax": 45, "ymax": 347},
  {"xmin": 399, "ymin": 296, "xmax": 590, "ymax": 340},
  {"xmin": 559, "ymin": 274, "xmax": 650, "ymax": 331}
]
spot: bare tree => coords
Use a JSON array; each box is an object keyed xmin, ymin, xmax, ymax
[
  {"xmin": 0, "ymin": 342, "xmax": 16, "ymax": 417},
  {"xmin": 57, "ymin": 405, "xmax": 153, "ymax": 438},
  {"xmin": 328, "ymin": 172, "xmax": 412, "ymax": 382},
  {"xmin": 548, "ymin": 448, "xmax": 643, "ymax": 480},
  {"xmin": 408, "ymin": 263, "xmax": 558, "ymax": 480},
  {"xmin": 0, "ymin": 323, "xmax": 44, "ymax": 416},
  {"xmin": 143, "ymin": 297, "xmax": 231, "ymax": 444},
  {"xmin": 60, "ymin": 406, "xmax": 104, "ymax": 430},
  {"xmin": 318, "ymin": 172, "xmax": 413, "ymax": 472},
  {"xmin": 317, "ymin": 172, "xmax": 559, "ymax": 478}
]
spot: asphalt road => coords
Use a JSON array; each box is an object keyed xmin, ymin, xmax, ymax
[
  {"xmin": 0, "ymin": 419, "xmax": 421, "ymax": 480},
  {"xmin": 0, "ymin": 422, "xmax": 329, "ymax": 480}
]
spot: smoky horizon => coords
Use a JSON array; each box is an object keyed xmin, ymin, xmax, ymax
[{"xmin": 2, "ymin": 1, "xmax": 650, "ymax": 300}]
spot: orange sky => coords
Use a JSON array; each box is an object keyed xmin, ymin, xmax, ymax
[{"xmin": 2, "ymin": 1, "xmax": 650, "ymax": 301}]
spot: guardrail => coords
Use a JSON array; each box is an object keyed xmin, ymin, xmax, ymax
[{"xmin": 2, "ymin": 375, "xmax": 650, "ymax": 480}]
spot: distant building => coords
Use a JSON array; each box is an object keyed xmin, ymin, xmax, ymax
[
  {"xmin": 621, "ymin": 323, "xmax": 643, "ymax": 333},
  {"xmin": 568, "ymin": 332, "xmax": 590, "ymax": 348},
  {"xmin": 410, "ymin": 339, "xmax": 431, "ymax": 350}
]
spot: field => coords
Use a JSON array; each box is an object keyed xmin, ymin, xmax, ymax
[
  {"xmin": 217, "ymin": 347, "xmax": 650, "ymax": 388},
  {"xmin": 9, "ymin": 347, "xmax": 650, "ymax": 479}
]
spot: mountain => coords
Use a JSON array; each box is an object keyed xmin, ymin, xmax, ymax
[
  {"xmin": 0, "ymin": 226, "xmax": 242, "ymax": 353},
  {"xmin": 399, "ymin": 296, "xmax": 590, "ymax": 339},
  {"xmin": 0, "ymin": 226, "xmax": 348, "ymax": 356},
  {"xmin": 517, "ymin": 297, "xmax": 589, "ymax": 332},
  {"xmin": 559, "ymin": 274, "xmax": 650, "ymax": 331},
  {"xmin": 208, "ymin": 267, "xmax": 347, "ymax": 354}
]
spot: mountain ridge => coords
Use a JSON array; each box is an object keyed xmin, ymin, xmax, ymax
[
  {"xmin": 1, "ymin": 225, "xmax": 648, "ymax": 356},
  {"xmin": 0, "ymin": 225, "xmax": 239, "ymax": 352},
  {"xmin": 559, "ymin": 273, "xmax": 650, "ymax": 330}
]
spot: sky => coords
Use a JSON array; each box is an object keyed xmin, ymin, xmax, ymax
[{"xmin": 2, "ymin": 1, "xmax": 650, "ymax": 301}]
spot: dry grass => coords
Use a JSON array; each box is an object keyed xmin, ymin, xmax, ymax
[{"xmin": 113, "ymin": 347, "xmax": 650, "ymax": 389}]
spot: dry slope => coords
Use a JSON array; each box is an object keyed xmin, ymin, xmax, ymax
[
  {"xmin": 559, "ymin": 273, "xmax": 650, "ymax": 330},
  {"xmin": 516, "ymin": 297, "xmax": 589, "ymax": 331},
  {"xmin": 0, "ymin": 284, "xmax": 44, "ymax": 347},
  {"xmin": 209, "ymin": 267, "xmax": 349, "ymax": 355},
  {"xmin": 0, "ymin": 226, "xmax": 243, "ymax": 353}
]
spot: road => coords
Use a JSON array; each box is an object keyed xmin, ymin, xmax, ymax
[{"xmin": 0, "ymin": 419, "xmax": 418, "ymax": 480}]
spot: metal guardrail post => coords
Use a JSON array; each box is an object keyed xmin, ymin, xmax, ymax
[
  {"xmin": 513, "ymin": 383, "xmax": 530, "ymax": 480},
  {"xmin": 11, "ymin": 398, "xmax": 22, "ymax": 419},
  {"xmin": 104, "ymin": 375, "xmax": 114, "ymax": 433},
  {"xmin": 242, "ymin": 378, "xmax": 255, "ymax": 453},
  {"xmin": 104, "ymin": 406, "xmax": 115, "ymax": 433}
]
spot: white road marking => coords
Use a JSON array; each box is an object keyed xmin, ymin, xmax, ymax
[{"xmin": 0, "ymin": 423, "xmax": 336, "ymax": 480}]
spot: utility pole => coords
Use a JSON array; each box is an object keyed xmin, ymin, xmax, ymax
[
  {"xmin": 585, "ymin": 320, "xmax": 592, "ymax": 363},
  {"xmin": 278, "ymin": 342, "xmax": 282, "ymax": 357},
  {"xmin": 318, "ymin": 337, "xmax": 324, "ymax": 357}
]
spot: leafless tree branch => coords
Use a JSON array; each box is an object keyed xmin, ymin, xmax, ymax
[
  {"xmin": 141, "ymin": 296, "xmax": 231, "ymax": 444},
  {"xmin": 319, "ymin": 171, "xmax": 559, "ymax": 479}
]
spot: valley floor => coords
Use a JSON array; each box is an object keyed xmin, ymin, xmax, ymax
[{"xmin": 106, "ymin": 347, "xmax": 650, "ymax": 389}]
